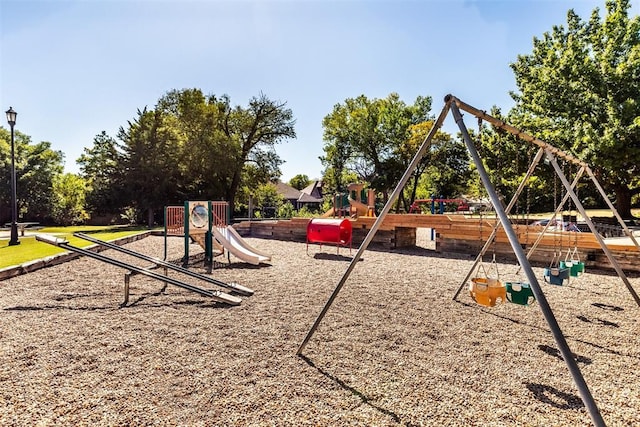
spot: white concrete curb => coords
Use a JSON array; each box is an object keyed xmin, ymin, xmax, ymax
[{"xmin": 0, "ymin": 232, "xmax": 151, "ymax": 281}]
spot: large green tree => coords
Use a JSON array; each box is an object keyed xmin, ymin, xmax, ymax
[
  {"xmin": 118, "ymin": 108, "xmax": 183, "ymax": 227},
  {"xmin": 509, "ymin": 0, "xmax": 640, "ymax": 218},
  {"xmin": 0, "ymin": 127, "xmax": 64, "ymax": 223},
  {"xmin": 78, "ymin": 90, "xmax": 294, "ymax": 223},
  {"xmin": 156, "ymin": 89, "xmax": 294, "ymax": 215},
  {"xmin": 51, "ymin": 173, "xmax": 89, "ymax": 225},
  {"xmin": 320, "ymin": 93, "xmax": 433, "ymax": 201},
  {"xmin": 220, "ymin": 92, "xmax": 295, "ymax": 214},
  {"xmin": 77, "ymin": 131, "xmax": 126, "ymax": 216}
]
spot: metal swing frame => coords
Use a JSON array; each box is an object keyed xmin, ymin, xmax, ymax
[{"xmin": 297, "ymin": 94, "xmax": 640, "ymax": 427}]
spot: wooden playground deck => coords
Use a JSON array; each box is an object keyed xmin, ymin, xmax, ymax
[{"xmin": 236, "ymin": 214, "xmax": 640, "ymax": 272}]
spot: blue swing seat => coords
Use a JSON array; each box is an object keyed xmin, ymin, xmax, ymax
[{"xmin": 543, "ymin": 266, "xmax": 570, "ymax": 286}]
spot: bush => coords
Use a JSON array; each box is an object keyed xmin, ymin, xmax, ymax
[
  {"xmin": 277, "ymin": 202, "xmax": 295, "ymax": 219},
  {"xmin": 120, "ymin": 206, "xmax": 140, "ymax": 225}
]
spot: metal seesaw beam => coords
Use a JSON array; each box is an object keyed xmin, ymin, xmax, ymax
[
  {"xmin": 35, "ymin": 234, "xmax": 242, "ymax": 306},
  {"xmin": 74, "ymin": 232, "xmax": 253, "ymax": 296}
]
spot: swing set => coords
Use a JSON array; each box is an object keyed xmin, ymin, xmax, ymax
[
  {"xmin": 297, "ymin": 95, "xmax": 640, "ymax": 427},
  {"xmin": 465, "ymin": 117, "xmax": 534, "ymax": 307}
]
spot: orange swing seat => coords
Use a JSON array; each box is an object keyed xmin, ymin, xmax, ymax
[{"xmin": 469, "ymin": 277, "xmax": 507, "ymax": 307}]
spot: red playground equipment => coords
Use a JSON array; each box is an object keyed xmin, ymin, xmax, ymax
[{"xmin": 306, "ymin": 218, "xmax": 352, "ymax": 254}]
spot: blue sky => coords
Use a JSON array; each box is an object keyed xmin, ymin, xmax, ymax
[{"xmin": 1, "ymin": 0, "xmax": 638, "ymax": 182}]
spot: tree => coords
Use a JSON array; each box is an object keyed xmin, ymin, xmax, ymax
[
  {"xmin": 156, "ymin": 89, "xmax": 294, "ymax": 215},
  {"xmin": 77, "ymin": 131, "xmax": 126, "ymax": 216},
  {"xmin": 51, "ymin": 173, "xmax": 89, "ymax": 225},
  {"xmin": 289, "ymin": 174, "xmax": 311, "ymax": 190},
  {"xmin": 509, "ymin": 0, "xmax": 640, "ymax": 218},
  {"xmin": 396, "ymin": 121, "xmax": 469, "ymax": 212},
  {"xmin": 220, "ymin": 93, "xmax": 296, "ymax": 214},
  {"xmin": 118, "ymin": 108, "xmax": 183, "ymax": 227},
  {"xmin": 0, "ymin": 127, "xmax": 63, "ymax": 223},
  {"xmin": 320, "ymin": 93, "xmax": 433, "ymax": 202},
  {"xmin": 252, "ymin": 182, "xmax": 285, "ymax": 218}
]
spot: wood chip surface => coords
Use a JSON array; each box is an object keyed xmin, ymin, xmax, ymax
[{"xmin": 1, "ymin": 234, "xmax": 639, "ymax": 426}]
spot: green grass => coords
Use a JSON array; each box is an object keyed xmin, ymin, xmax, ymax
[{"xmin": 0, "ymin": 225, "xmax": 153, "ymax": 269}]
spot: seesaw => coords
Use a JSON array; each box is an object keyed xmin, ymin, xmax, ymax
[
  {"xmin": 73, "ymin": 232, "xmax": 254, "ymax": 296},
  {"xmin": 36, "ymin": 234, "xmax": 248, "ymax": 306}
]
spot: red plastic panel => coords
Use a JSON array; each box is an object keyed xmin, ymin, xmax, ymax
[{"xmin": 306, "ymin": 218, "xmax": 352, "ymax": 245}]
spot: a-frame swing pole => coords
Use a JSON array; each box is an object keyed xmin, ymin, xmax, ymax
[
  {"xmin": 449, "ymin": 99, "xmax": 605, "ymax": 427},
  {"xmin": 584, "ymin": 166, "xmax": 640, "ymax": 251},
  {"xmin": 546, "ymin": 152, "xmax": 640, "ymax": 307},
  {"xmin": 296, "ymin": 100, "xmax": 453, "ymax": 356},
  {"xmin": 450, "ymin": 97, "xmax": 588, "ymax": 169},
  {"xmin": 453, "ymin": 146, "xmax": 544, "ymax": 300}
]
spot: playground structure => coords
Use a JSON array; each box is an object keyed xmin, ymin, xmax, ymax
[
  {"xmin": 324, "ymin": 183, "xmax": 376, "ymax": 218},
  {"xmin": 297, "ymin": 95, "xmax": 640, "ymax": 427},
  {"xmin": 408, "ymin": 197, "xmax": 470, "ymax": 214},
  {"xmin": 35, "ymin": 233, "xmax": 248, "ymax": 306},
  {"xmin": 306, "ymin": 218, "xmax": 352, "ymax": 254},
  {"xmin": 165, "ymin": 201, "xmax": 271, "ymax": 267}
]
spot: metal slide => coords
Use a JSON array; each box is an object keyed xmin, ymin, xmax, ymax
[
  {"xmin": 74, "ymin": 232, "xmax": 254, "ymax": 296},
  {"xmin": 212, "ymin": 226, "xmax": 271, "ymax": 265},
  {"xmin": 36, "ymin": 234, "xmax": 242, "ymax": 305},
  {"xmin": 224, "ymin": 226, "xmax": 271, "ymax": 259}
]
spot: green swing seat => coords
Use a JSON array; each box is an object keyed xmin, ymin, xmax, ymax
[
  {"xmin": 505, "ymin": 282, "xmax": 535, "ymax": 306},
  {"xmin": 560, "ymin": 260, "xmax": 585, "ymax": 277},
  {"xmin": 560, "ymin": 248, "xmax": 585, "ymax": 277}
]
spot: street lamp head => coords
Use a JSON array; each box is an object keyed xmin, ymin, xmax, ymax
[{"xmin": 6, "ymin": 107, "xmax": 17, "ymax": 126}]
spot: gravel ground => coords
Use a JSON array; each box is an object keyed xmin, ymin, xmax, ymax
[{"xmin": 1, "ymin": 234, "xmax": 639, "ymax": 426}]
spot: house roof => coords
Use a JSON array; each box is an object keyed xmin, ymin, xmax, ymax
[
  {"xmin": 275, "ymin": 181, "xmax": 303, "ymax": 200},
  {"xmin": 297, "ymin": 192, "xmax": 322, "ymax": 203},
  {"xmin": 274, "ymin": 181, "xmax": 323, "ymax": 204},
  {"xmin": 301, "ymin": 180, "xmax": 323, "ymax": 198}
]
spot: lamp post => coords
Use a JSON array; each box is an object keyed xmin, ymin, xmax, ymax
[{"xmin": 5, "ymin": 107, "xmax": 19, "ymax": 246}]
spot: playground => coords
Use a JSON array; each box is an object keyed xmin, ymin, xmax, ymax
[
  {"xmin": 1, "ymin": 234, "xmax": 639, "ymax": 425},
  {"xmin": 2, "ymin": 96, "xmax": 639, "ymax": 425}
]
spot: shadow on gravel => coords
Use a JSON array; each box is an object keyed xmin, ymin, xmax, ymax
[
  {"xmin": 591, "ymin": 302, "xmax": 624, "ymax": 311},
  {"xmin": 525, "ymin": 383, "xmax": 584, "ymax": 410},
  {"xmin": 576, "ymin": 315, "xmax": 619, "ymax": 328},
  {"xmin": 312, "ymin": 253, "xmax": 362, "ymax": 262},
  {"xmin": 4, "ymin": 304, "xmax": 114, "ymax": 312},
  {"xmin": 537, "ymin": 344, "xmax": 592, "ymax": 365},
  {"xmin": 299, "ymin": 354, "xmax": 405, "ymax": 425},
  {"xmin": 211, "ymin": 260, "xmax": 272, "ymax": 270}
]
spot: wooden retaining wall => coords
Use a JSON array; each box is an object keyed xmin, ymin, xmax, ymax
[
  {"xmin": 234, "ymin": 215, "xmax": 640, "ymax": 273},
  {"xmin": 234, "ymin": 218, "xmax": 414, "ymax": 250}
]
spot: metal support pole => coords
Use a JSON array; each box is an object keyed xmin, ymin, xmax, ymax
[
  {"xmin": 451, "ymin": 101, "xmax": 604, "ymax": 427},
  {"xmin": 183, "ymin": 201, "xmax": 190, "ymax": 267},
  {"xmin": 296, "ymin": 100, "xmax": 453, "ymax": 356},
  {"xmin": 546, "ymin": 152, "xmax": 640, "ymax": 307},
  {"xmin": 8, "ymin": 120, "xmax": 19, "ymax": 246},
  {"xmin": 124, "ymin": 273, "xmax": 130, "ymax": 305},
  {"xmin": 163, "ymin": 206, "xmax": 168, "ymax": 261},
  {"xmin": 584, "ymin": 166, "xmax": 640, "ymax": 251}
]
